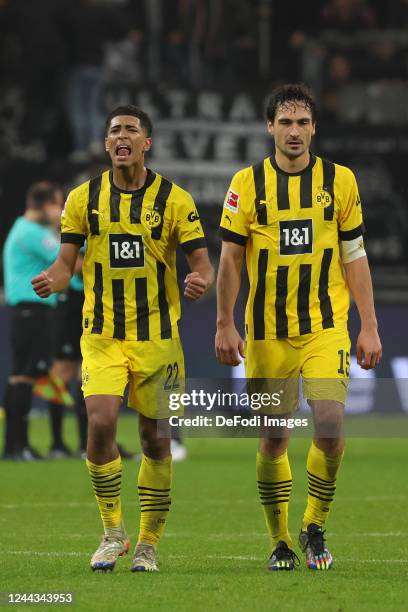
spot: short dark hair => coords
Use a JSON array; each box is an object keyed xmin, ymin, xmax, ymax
[
  {"xmin": 105, "ymin": 105, "xmax": 153, "ymax": 137},
  {"xmin": 26, "ymin": 181, "xmax": 58, "ymax": 210},
  {"xmin": 265, "ymin": 84, "xmax": 316, "ymax": 124}
]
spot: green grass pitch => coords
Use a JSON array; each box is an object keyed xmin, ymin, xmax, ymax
[{"xmin": 1, "ymin": 414, "xmax": 407, "ymax": 612}]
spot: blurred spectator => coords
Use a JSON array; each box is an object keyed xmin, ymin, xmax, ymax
[
  {"xmin": 358, "ymin": 37, "xmax": 408, "ymax": 83},
  {"xmin": 0, "ymin": 0, "xmax": 64, "ymax": 149},
  {"xmin": 382, "ymin": 0, "xmax": 408, "ymax": 27},
  {"xmin": 163, "ymin": 0, "xmax": 257, "ymax": 87},
  {"xmin": 321, "ymin": 54, "xmax": 353, "ymax": 119},
  {"xmin": 2, "ymin": 182, "xmax": 61, "ymax": 461},
  {"xmin": 320, "ymin": 0, "xmax": 377, "ymax": 31},
  {"xmin": 266, "ymin": 0, "xmax": 322, "ymax": 82},
  {"xmin": 58, "ymin": 0, "xmax": 125, "ymax": 161},
  {"xmin": 102, "ymin": 30, "xmax": 144, "ymax": 86}
]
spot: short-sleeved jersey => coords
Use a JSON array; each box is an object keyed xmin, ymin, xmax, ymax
[
  {"xmin": 61, "ymin": 169, "xmax": 206, "ymax": 341},
  {"xmin": 220, "ymin": 154, "xmax": 364, "ymax": 340}
]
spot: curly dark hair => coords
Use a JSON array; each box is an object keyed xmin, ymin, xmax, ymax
[
  {"xmin": 105, "ymin": 105, "xmax": 153, "ymax": 137},
  {"xmin": 265, "ymin": 84, "xmax": 316, "ymax": 123}
]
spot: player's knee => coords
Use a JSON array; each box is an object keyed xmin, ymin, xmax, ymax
[
  {"xmin": 314, "ymin": 415, "xmax": 343, "ymax": 440},
  {"xmin": 139, "ymin": 427, "xmax": 170, "ymax": 459},
  {"xmin": 87, "ymin": 410, "xmax": 116, "ymax": 442}
]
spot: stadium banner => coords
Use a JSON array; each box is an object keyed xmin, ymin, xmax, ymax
[
  {"xmin": 100, "ymin": 85, "xmax": 408, "ymax": 270},
  {"xmin": 1, "ymin": 87, "xmax": 407, "ymax": 272}
]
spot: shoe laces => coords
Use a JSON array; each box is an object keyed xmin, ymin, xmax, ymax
[
  {"xmin": 308, "ymin": 527, "xmax": 326, "ymax": 556},
  {"xmin": 273, "ymin": 542, "xmax": 300, "ymax": 567},
  {"xmin": 134, "ymin": 543, "xmax": 155, "ymax": 564},
  {"xmin": 99, "ymin": 535, "xmax": 124, "ymax": 554}
]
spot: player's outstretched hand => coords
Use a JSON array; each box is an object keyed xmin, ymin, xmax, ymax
[
  {"xmin": 215, "ymin": 324, "xmax": 245, "ymax": 366},
  {"xmin": 184, "ymin": 272, "xmax": 208, "ymax": 300},
  {"xmin": 356, "ymin": 328, "xmax": 382, "ymax": 370},
  {"xmin": 31, "ymin": 271, "xmax": 53, "ymax": 298}
]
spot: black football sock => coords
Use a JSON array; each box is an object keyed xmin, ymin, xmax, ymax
[
  {"xmin": 48, "ymin": 402, "xmax": 65, "ymax": 448},
  {"xmin": 2, "ymin": 383, "xmax": 15, "ymax": 455},
  {"xmin": 10, "ymin": 382, "xmax": 33, "ymax": 452}
]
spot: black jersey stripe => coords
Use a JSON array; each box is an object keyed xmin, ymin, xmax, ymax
[
  {"xmin": 87, "ymin": 175, "xmax": 102, "ymax": 235},
  {"xmin": 277, "ymin": 173, "xmax": 290, "ymax": 210},
  {"xmin": 253, "ymin": 161, "xmax": 267, "ymax": 225},
  {"xmin": 112, "ymin": 279, "xmax": 126, "ymax": 339},
  {"xmin": 151, "ymin": 177, "xmax": 173, "ymax": 240},
  {"xmin": 297, "ymin": 264, "xmax": 312, "ymax": 334},
  {"xmin": 322, "ymin": 159, "xmax": 335, "ymax": 221},
  {"xmin": 220, "ymin": 227, "xmax": 248, "ymax": 246},
  {"xmin": 339, "ymin": 223, "xmax": 365, "ymax": 241},
  {"xmin": 181, "ymin": 237, "xmax": 207, "ymax": 253},
  {"xmin": 135, "ymin": 277, "xmax": 149, "ymax": 341},
  {"xmin": 91, "ymin": 262, "xmax": 104, "ymax": 334},
  {"xmin": 253, "ymin": 249, "xmax": 268, "ymax": 340},
  {"xmin": 110, "ymin": 189, "xmax": 121, "ymax": 222},
  {"xmin": 60, "ymin": 233, "xmax": 85, "ymax": 245},
  {"xmin": 130, "ymin": 192, "xmax": 143, "ymax": 223},
  {"xmin": 130, "ymin": 171, "xmax": 157, "ymax": 224},
  {"xmin": 156, "ymin": 262, "xmax": 172, "ymax": 339},
  {"xmin": 300, "ymin": 168, "xmax": 313, "ymax": 208},
  {"xmin": 319, "ymin": 248, "xmax": 334, "ymax": 329},
  {"xmin": 275, "ymin": 266, "xmax": 289, "ymax": 338}
]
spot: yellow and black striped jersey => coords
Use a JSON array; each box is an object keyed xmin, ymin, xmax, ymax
[
  {"xmin": 220, "ymin": 154, "xmax": 364, "ymax": 340},
  {"xmin": 61, "ymin": 169, "xmax": 206, "ymax": 341}
]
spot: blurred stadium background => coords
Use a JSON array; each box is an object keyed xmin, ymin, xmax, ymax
[
  {"xmin": 1, "ymin": 3, "xmax": 408, "ymax": 608},
  {"xmin": 1, "ymin": 0, "xmax": 408, "ymax": 419}
]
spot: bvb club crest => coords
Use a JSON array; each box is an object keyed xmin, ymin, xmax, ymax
[
  {"xmin": 143, "ymin": 209, "xmax": 162, "ymax": 228},
  {"xmin": 314, "ymin": 189, "xmax": 332, "ymax": 208}
]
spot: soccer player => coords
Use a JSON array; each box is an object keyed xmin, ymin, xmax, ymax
[
  {"xmin": 2, "ymin": 182, "xmax": 61, "ymax": 460},
  {"xmin": 215, "ymin": 84, "xmax": 382, "ymax": 571},
  {"xmin": 32, "ymin": 105, "xmax": 214, "ymax": 572}
]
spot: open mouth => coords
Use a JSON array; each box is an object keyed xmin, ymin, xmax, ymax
[{"xmin": 115, "ymin": 144, "xmax": 131, "ymax": 158}]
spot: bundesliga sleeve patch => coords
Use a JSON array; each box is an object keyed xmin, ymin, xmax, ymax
[{"xmin": 224, "ymin": 190, "xmax": 240, "ymax": 213}]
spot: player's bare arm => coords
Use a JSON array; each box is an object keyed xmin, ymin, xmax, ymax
[
  {"xmin": 184, "ymin": 247, "xmax": 214, "ymax": 300},
  {"xmin": 343, "ymin": 255, "xmax": 382, "ymax": 370},
  {"xmin": 215, "ymin": 240, "xmax": 245, "ymax": 366},
  {"xmin": 31, "ymin": 243, "xmax": 80, "ymax": 298}
]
